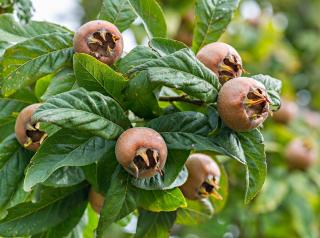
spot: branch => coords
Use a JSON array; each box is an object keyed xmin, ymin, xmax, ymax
[{"xmin": 159, "ymin": 95, "xmax": 205, "ymax": 106}]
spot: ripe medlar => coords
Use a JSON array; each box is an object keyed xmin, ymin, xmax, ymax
[
  {"xmin": 272, "ymin": 99, "xmax": 298, "ymax": 124},
  {"xmin": 180, "ymin": 153, "xmax": 222, "ymax": 200},
  {"xmin": 89, "ymin": 188, "xmax": 105, "ymax": 214},
  {"xmin": 15, "ymin": 103, "xmax": 47, "ymax": 151},
  {"xmin": 217, "ymin": 77, "xmax": 270, "ymax": 132},
  {"xmin": 285, "ymin": 138, "xmax": 317, "ymax": 170},
  {"xmin": 196, "ymin": 42, "xmax": 244, "ymax": 84},
  {"xmin": 73, "ymin": 20, "xmax": 123, "ymax": 65},
  {"xmin": 115, "ymin": 127, "xmax": 168, "ymax": 178}
]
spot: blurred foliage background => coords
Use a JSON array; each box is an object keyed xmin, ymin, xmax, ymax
[{"xmin": 2, "ymin": 0, "xmax": 320, "ymax": 237}]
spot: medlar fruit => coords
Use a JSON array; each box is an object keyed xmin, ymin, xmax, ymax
[
  {"xmin": 217, "ymin": 77, "xmax": 270, "ymax": 132},
  {"xmin": 73, "ymin": 20, "xmax": 123, "ymax": 65},
  {"xmin": 304, "ymin": 110, "xmax": 320, "ymax": 129},
  {"xmin": 115, "ymin": 127, "xmax": 167, "ymax": 178},
  {"xmin": 89, "ymin": 188, "xmax": 105, "ymax": 214},
  {"xmin": 285, "ymin": 138, "xmax": 317, "ymax": 170},
  {"xmin": 196, "ymin": 42, "xmax": 244, "ymax": 84},
  {"xmin": 272, "ymin": 99, "xmax": 298, "ymax": 124},
  {"xmin": 15, "ymin": 103, "xmax": 47, "ymax": 151},
  {"xmin": 180, "ymin": 153, "xmax": 222, "ymax": 200}
]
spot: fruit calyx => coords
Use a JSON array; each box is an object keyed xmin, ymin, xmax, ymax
[
  {"xmin": 87, "ymin": 29, "xmax": 120, "ymax": 59},
  {"xmin": 244, "ymin": 87, "xmax": 271, "ymax": 120},
  {"xmin": 218, "ymin": 54, "xmax": 244, "ymax": 83},
  {"xmin": 24, "ymin": 122, "xmax": 47, "ymax": 148},
  {"xmin": 198, "ymin": 175, "xmax": 222, "ymax": 200},
  {"xmin": 129, "ymin": 147, "xmax": 163, "ymax": 178}
]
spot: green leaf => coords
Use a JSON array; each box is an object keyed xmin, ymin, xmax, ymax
[
  {"xmin": 0, "ymin": 185, "xmax": 87, "ymax": 236},
  {"xmin": 176, "ymin": 199, "xmax": 213, "ymax": 225},
  {"xmin": 129, "ymin": 48, "xmax": 220, "ymax": 102},
  {"xmin": 135, "ymin": 210, "xmax": 176, "ymax": 238},
  {"xmin": 123, "ymin": 71, "xmax": 161, "ymax": 119},
  {"xmin": 252, "ymin": 74, "xmax": 282, "ymax": 111},
  {"xmin": 131, "ymin": 150, "xmax": 189, "ymax": 190},
  {"xmin": 0, "ymin": 135, "xmax": 33, "ymax": 212},
  {"xmin": 128, "ymin": 0, "xmax": 167, "ymax": 38},
  {"xmin": 97, "ymin": 167, "xmax": 137, "ymax": 238},
  {"xmin": 0, "ymin": 98, "xmax": 29, "ymax": 126},
  {"xmin": 116, "ymin": 46, "xmax": 159, "ymax": 74},
  {"xmin": 23, "ymin": 129, "xmax": 115, "ymax": 191},
  {"xmin": 1, "ymin": 32, "xmax": 74, "ymax": 96},
  {"xmin": 43, "ymin": 166, "xmax": 86, "ymax": 188},
  {"xmin": 192, "ymin": 0, "xmax": 239, "ymax": 53},
  {"xmin": 252, "ymin": 176, "xmax": 288, "ymax": 214},
  {"xmin": 32, "ymin": 88, "xmax": 131, "ymax": 140},
  {"xmin": 0, "ymin": 14, "xmax": 71, "ymax": 43},
  {"xmin": 99, "ymin": 0, "xmax": 137, "ymax": 32},
  {"xmin": 149, "ymin": 38, "xmax": 188, "ymax": 56},
  {"xmin": 34, "ymin": 74, "xmax": 53, "ymax": 100},
  {"xmin": 238, "ymin": 129, "xmax": 266, "ymax": 203},
  {"xmin": 137, "ymin": 188, "xmax": 187, "ymax": 212},
  {"xmin": 73, "ymin": 53, "xmax": 128, "ymax": 104},
  {"xmin": 41, "ymin": 68, "xmax": 76, "ymax": 101}
]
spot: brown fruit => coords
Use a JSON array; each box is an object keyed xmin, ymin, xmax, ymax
[
  {"xmin": 304, "ymin": 110, "xmax": 320, "ymax": 129},
  {"xmin": 115, "ymin": 127, "xmax": 167, "ymax": 178},
  {"xmin": 15, "ymin": 103, "xmax": 47, "ymax": 151},
  {"xmin": 73, "ymin": 20, "xmax": 123, "ymax": 65},
  {"xmin": 196, "ymin": 42, "xmax": 243, "ymax": 84},
  {"xmin": 89, "ymin": 189, "xmax": 105, "ymax": 214},
  {"xmin": 272, "ymin": 99, "xmax": 298, "ymax": 124},
  {"xmin": 180, "ymin": 153, "xmax": 222, "ymax": 200},
  {"xmin": 217, "ymin": 77, "xmax": 270, "ymax": 132},
  {"xmin": 285, "ymin": 138, "xmax": 317, "ymax": 170}
]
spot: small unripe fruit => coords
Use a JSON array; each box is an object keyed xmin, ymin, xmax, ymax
[
  {"xmin": 115, "ymin": 127, "xmax": 167, "ymax": 178},
  {"xmin": 73, "ymin": 20, "xmax": 123, "ymax": 65},
  {"xmin": 217, "ymin": 77, "xmax": 270, "ymax": 132},
  {"xmin": 272, "ymin": 99, "xmax": 298, "ymax": 124},
  {"xmin": 285, "ymin": 138, "xmax": 317, "ymax": 170},
  {"xmin": 196, "ymin": 42, "xmax": 243, "ymax": 84},
  {"xmin": 180, "ymin": 153, "xmax": 222, "ymax": 200},
  {"xmin": 89, "ymin": 189, "xmax": 105, "ymax": 214},
  {"xmin": 15, "ymin": 103, "xmax": 47, "ymax": 151}
]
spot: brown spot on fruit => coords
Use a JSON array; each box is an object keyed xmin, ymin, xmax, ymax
[
  {"xmin": 73, "ymin": 20, "xmax": 123, "ymax": 65},
  {"xmin": 15, "ymin": 103, "xmax": 47, "ymax": 151},
  {"xmin": 196, "ymin": 42, "xmax": 243, "ymax": 84},
  {"xmin": 180, "ymin": 153, "xmax": 222, "ymax": 200},
  {"xmin": 115, "ymin": 127, "xmax": 167, "ymax": 178},
  {"xmin": 217, "ymin": 77, "xmax": 270, "ymax": 132}
]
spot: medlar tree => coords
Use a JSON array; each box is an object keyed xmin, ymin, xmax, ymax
[{"xmin": 0, "ymin": 0, "xmax": 282, "ymax": 237}]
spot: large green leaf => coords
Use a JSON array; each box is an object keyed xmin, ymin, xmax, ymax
[
  {"xmin": 135, "ymin": 210, "xmax": 176, "ymax": 238},
  {"xmin": 41, "ymin": 68, "xmax": 76, "ymax": 101},
  {"xmin": 149, "ymin": 38, "xmax": 188, "ymax": 56},
  {"xmin": 96, "ymin": 167, "xmax": 137, "ymax": 238},
  {"xmin": 238, "ymin": 129, "xmax": 266, "ymax": 203},
  {"xmin": 192, "ymin": 0, "xmax": 239, "ymax": 53},
  {"xmin": 123, "ymin": 71, "xmax": 161, "ymax": 119},
  {"xmin": 0, "ymin": 14, "xmax": 71, "ymax": 43},
  {"xmin": 23, "ymin": 129, "xmax": 115, "ymax": 191},
  {"xmin": 116, "ymin": 46, "xmax": 159, "ymax": 74},
  {"xmin": 129, "ymin": 48, "xmax": 220, "ymax": 102},
  {"xmin": 73, "ymin": 54, "xmax": 128, "ymax": 104},
  {"xmin": 176, "ymin": 199, "xmax": 213, "ymax": 225},
  {"xmin": 128, "ymin": 0, "xmax": 167, "ymax": 38},
  {"xmin": 0, "ymin": 135, "xmax": 33, "ymax": 213},
  {"xmin": 137, "ymin": 188, "xmax": 186, "ymax": 212},
  {"xmin": 1, "ymin": 32, "xmax": 74, "ymax": 96},
  {"xmin": 0, "ymin": 185, "xmax": 87, "ymax": 236},
  {"xmin": 99, "ymin": 0, "xmax": 137, "ymax": 32},
  {"xmin": 0, "ymin": 98, "xmax": 29, "ymax": 126},
  {"xmin": 32, "ymin": 88, "xmax": 131, "ymax": 140},
  {"xmin": 252, "ymin": 74, "xmax": 282, "ymax": 111}
]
